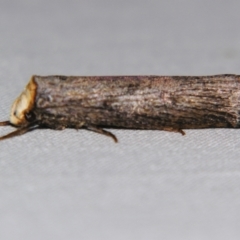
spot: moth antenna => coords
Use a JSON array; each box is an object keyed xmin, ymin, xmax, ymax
[
  {"xmin": 0, "ymin": 121, "xmax": 11, "ymax": 126},
  {"xmin": 0, "ymin": 124, "xmax": 39, "ymax": 141}
]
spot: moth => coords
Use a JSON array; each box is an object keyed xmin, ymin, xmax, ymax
[{"xmin": 0, "ymin": 74, "xmax": 239, "ymax": 142}]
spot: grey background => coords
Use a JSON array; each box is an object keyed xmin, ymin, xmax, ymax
[{"xmin": 0, "ymin": 0, "xmax": 240, "ymax": 239}]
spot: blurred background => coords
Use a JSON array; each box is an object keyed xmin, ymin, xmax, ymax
[{"xmin": 0, "ymin": 0, "xmax": 240, "ymax": 239}]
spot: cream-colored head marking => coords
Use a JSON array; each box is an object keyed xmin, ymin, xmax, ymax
[{"xmin": 10, "ymin": 76, "xmax": 37, "ymax": 126}]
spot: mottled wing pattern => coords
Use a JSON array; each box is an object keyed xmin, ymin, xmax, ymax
[{"xmin": 33, "ymin": 75, "xmax": 240, "ymax": 130}]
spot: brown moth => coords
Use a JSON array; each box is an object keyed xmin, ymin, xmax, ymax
[{"xmin": 0, "ymin": 74, "xmax": 240, "ymax": 142}]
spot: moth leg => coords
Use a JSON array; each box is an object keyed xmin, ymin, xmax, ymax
[
  {"xmin": 0, "ymin": 121, "xmax": 11, "ymax": 126},
  {"xmin": 0, "ymin": 124, "xmax": 39, "ymax": 141},
  {"xmin": 85, "ymin": 125, "xmax": 118, "ymax": 143},
  {"xmin": 163, "ymin": 127, "xmax": 185, "ymax": 135},
  {"xmin": 75, "ymin": 122, "xmax": 85, "ymax": 130}
]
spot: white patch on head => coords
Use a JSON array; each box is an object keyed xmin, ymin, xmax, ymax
[
  {"xmin": 10, "ymin": 91, "xmax": 30, "ymax": 125},
  {"xmin": 10, "ymin": 77, "xmax": 36, "ymax": 126}
]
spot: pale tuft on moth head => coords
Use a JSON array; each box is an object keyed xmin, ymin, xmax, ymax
[
  {"xmin": 10, "ymin": 91, "xmax": 30, "ymax": 126},
  {"xmin": 10, "ymin": 77, "xmax": 37, "ymax": 126}
]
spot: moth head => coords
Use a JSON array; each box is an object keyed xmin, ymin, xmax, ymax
[{"xmin": 10, "ymin": 76, "xmax": 37, "ymax": 126}]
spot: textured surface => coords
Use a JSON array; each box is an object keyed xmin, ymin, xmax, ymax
[
  {"xmin": 32, "ymin": 75, "xmax": 240, "ymax": 131},
  {"xmin": 1, "ymin": 0, "xmax": 240, "ymax": 240}
]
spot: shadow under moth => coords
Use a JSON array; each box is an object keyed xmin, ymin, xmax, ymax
[{"xmin": 0, "ymin": 74, "xmax": 239, "ymax": 142}]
